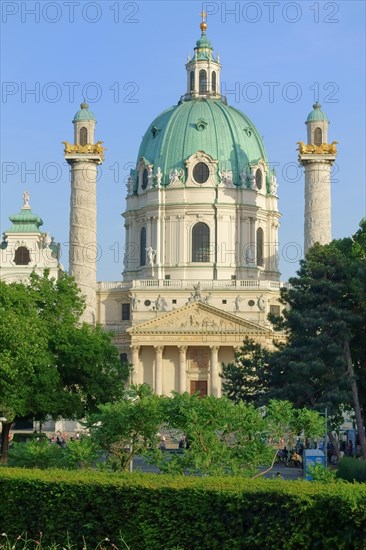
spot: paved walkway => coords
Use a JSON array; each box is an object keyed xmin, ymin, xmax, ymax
[{"xmin": 132, "ymin": 455, "xmax": 304, "ymax": 480}]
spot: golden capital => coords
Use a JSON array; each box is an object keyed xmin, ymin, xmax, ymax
[
  {"xmin": 297, "ymin": 141, "xmax": 338, "ymax": 155},
  {"xmin": 62, "ymin": 140, "xmax": 106, "ymax": 160}
]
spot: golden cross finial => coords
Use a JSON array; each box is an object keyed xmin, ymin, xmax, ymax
[{"xmin": 200, "ymin": 11, "xmax": 207, "ymax": 32}]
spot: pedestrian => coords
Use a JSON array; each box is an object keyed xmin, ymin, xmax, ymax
[
  {"xmin": 282, "ymin": 446, "xmax": 289, "ymax": 463},
  {"xmin": 347, "ymin": 440, "xmax": 353, "ymax": 456},
  {"xmin": 291, "ymin": 451, "xmax": 302, "ymax": 468},
  {"xmin": 159, "ymin": 435, "xmax": 166, "ymax": 451},
  {"xmin": 55, "ymin": 431, "xmax": 63, "ymax": 447}
]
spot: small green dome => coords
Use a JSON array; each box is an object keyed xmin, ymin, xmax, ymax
[
  {"xmin": 7, "ymin": 207, "xmax": 43, "ymax": 233},
  {"xmin": 306, "ymin": 102, "xmax": 329, "ymax": 122},
  {"xmin": 196, "ymin": 33, "xmax": 212, "ymax": 50},
  {"xmin": 136, "ymin": 98, "xmax": 269, "ymax": 187},
  {"xmin": 72, "ymin": 102, "xmax": 96, "ymax": 123}
]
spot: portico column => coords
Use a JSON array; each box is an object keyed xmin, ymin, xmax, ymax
[
  {"xmin": 131, "ymin": 345, "xmax": 140, "ymax": 384},
  {"xmin": 179, "ymin": 346, "xmax": 188, "ymax": 393},
  {"xmin": 155, "ymin": 345, "xmax": 164, "ymax": 395},
  {"xmin": 210, "ymin": 346, "xmax": 220, "ymax": 397}
]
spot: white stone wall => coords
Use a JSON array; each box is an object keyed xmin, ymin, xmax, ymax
[
  {"xmin": 74, "ymin": 120, "xmax": 96, "ymax": 145},
  {"xmin": 0, "ymin": 233, "xmax": 61, "ymax": 283},
  {"xmin": 123, "ymin": 162, "xmax": 280, "ymax": 283},
  {"xmin": 306, "ymin": 120, "xmax": 328, "ymax": 145}
]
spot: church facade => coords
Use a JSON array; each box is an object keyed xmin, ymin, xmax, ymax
[{"xmin": 1, "ymin": 19, "xmax": 336, "ymax": 398}]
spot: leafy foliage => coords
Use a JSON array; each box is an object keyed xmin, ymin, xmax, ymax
[
  {"xmin": 87, "ymin": 384, "xmax": 165, "ymax": 471},
  {"xmin": 269, "ymin": 243, "xmax": 355, "ymax": 414},
  {"xmin": 221, "ymin": 337, "xmax": 271, "ymax": 405},
  {"xmin": 336, "ymin": 457, "xmax": 366, "ymax": 483},
  {"xmin": 306, "ymin": 464, "xmax": 337, "ymax": 483},
  {"xmin": 145, "ymin": 393, "xmax": 324, "ymax": 477},
  {"xmin": 7, "ymin": 439, "xmax": 98, "ymax": 470},
  {"xmin": 0, "ymin": 271, "xmax": 127, "ymax": 462},
  {"xmin": 267, "ymin": 223, "xmax": 366, "ymax": 456},
  {"xmin": 1, "ymin": 468, "xmax": 366, "ymax": 548},
  {"xmin": 221, "ymin": 224, "xmax": 366, "ymax": 459}
]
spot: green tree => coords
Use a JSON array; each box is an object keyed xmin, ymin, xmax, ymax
[
  {"xmin": 150, "ymin": 393, "xmax": 324, "ymax": 477},
  {"xmin": 0, "ymin": 271, "xmax": 127, "ymax": 463},
  {"xmin": 269, "ymin": 222, "xmax": 366, "ymax": 459},
  {"xmin": 82, "ymin": 387, "xmax": 324, "ymax": 477},
  {"xmin": 221, "ymin": 337, "xmax": 271, "ymax": 405},
  {"xmin": 87, "ymin": 384, "xmax": 164, "ymax": 471}
]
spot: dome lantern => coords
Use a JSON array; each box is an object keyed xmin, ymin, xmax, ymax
[
  {"xmin": 72, "ymin": 101, "xmax": 97, "ymax": 145},
  {"xmin": 184, "ymin": 12, "xmax": 222, "ymax": 101},
  {"xmin": 305, "ymin": 102, "xmax": 330, "ymax": 145}
]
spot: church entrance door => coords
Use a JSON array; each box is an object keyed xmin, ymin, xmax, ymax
[{"xmin": 190, "ymin": 380, "xmax": 208, "ymax": 397}]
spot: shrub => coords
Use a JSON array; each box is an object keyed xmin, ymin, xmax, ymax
[
  {"xmin": 336, "ymin": 457, "xmax": 366, "ymax": 482},
  {"xmin": 7, "ymin": 440, "xmax": 97, "ymax": 470},
  {"xmin": 307, "ymin": 463, "xmax": 338, "ymax": 483},
  {"xmin": 7, "ymin": 441, "xmax": 65, "ymax": 469},
  {"xmin": 1, "ymin": 468, "xmax": 366, "ymax": 548}
]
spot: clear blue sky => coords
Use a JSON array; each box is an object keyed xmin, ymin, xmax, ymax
[{"xmin": 1, "ymin": 0, "xmax": 365, "ymax": 281}]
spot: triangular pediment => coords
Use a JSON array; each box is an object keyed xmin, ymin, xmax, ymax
[{"xmin": 128, "ymin": 302, "xmax": 272, "ymax": 336}]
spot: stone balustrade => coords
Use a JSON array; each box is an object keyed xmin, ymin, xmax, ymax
[{"xmin": 97, "ymin": 279, "xmax": 286, "ymax": 292}]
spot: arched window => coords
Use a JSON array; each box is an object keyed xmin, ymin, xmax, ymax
[
  {"xmin": 314, "ymin": 127, "xmax": 322, "ymax": 146},
  {"xmin": 199, "ymin": 70, "xmax": 207, "ymax": 94},
  {"xmin": 192, "ymin": 222, "xmax": 210, "ymax": 262},
  {"xmin": 190, "ymin": 71, "xmax": 195, "ymax": 92},
  {"xmin": 256, "ymin": 228, "xmax": 264, "ymax": 266},
  {"xmin": 212, "ymin": 71, "xmax": 216, "ymax": 92},
  {"xmin": 140, "ymin": 228, "xmax": 146, "ymax": 266},
  {"xmin": 255, "ymin": 169, "xmax": 262, "ymax": 190},
  {"xmin": 79, "ymin": 127, "xmax": 88, "ymax": 146},
  {"xmin": 14, "ymin": 246, "xmax": 31, "ymax": 265}
]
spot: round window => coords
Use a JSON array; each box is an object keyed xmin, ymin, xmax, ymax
[
  {"xmin": 248, "ymin": 300, "xmax": 255, "ymax": 307},
  {"xmin": 193, "ymin": 162, "xmax": 209, "ymax": 184},
  {"xmin": 255, "ymin": 169, "xmax": 262, "ymax": 190},
  {"xmin": 142, "ymin": 168, "xmax": 148, "ymax": 190},
  {"xmin": 144, "ymin": 299, "xmax": 151, "ymax": 307}
]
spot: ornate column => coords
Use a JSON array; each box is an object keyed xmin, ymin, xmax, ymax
[
  {"xmin": 155, "ymin": 345, "xmax": 164, "ymax": 395},
  {"xmin": 210, "ymin": 346, "xmax": 220, "ymax": 397},
  {"xmin": 179, "ymin": 346, "xmax": 188, "ymax": 393},
  {"xmin": 131, "ymin": 345, "xmax": 140, "ymax": 384},
  {"xmin": 301, "ymin": 159, "xmax": 335, "ymax": 253},
  {"xmin": 299, "ymin": 103, "xmax": 337, "ymax": 254},
  {"xmin": 64, "ymin": 102, "xmax": 104, "ymax": 325}
]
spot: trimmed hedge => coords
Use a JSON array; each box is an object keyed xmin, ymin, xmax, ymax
[
  {"xmin": 0, "ymin": 468, "xmax": 366, "ymax": 549},
  {"xmin": 337, "ymin": 457, "xmax": 366, "ymax": 483}
]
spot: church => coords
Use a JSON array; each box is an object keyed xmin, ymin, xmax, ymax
[{"xmin": 0, "ymin": 17, "xmax": 336, "ymax": 398}]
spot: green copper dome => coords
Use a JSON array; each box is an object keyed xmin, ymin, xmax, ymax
[
  {"xmin": 196, "ymin": 33, "xmax": 212, "ymax": 50},
  {"xmin": 136, "ymin": 98, "xmax": 269, "ymax": 187},
  {"xmin": 306, "ymin": 102, "xmax": 329, "ymax": 122},
  {"xmin": 7, "ymin": 207, "xmax": 43, "ymax": 233},
  {"xmin": 72, "ymin": 102, "xmax": 96, "ymax": 123}
]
